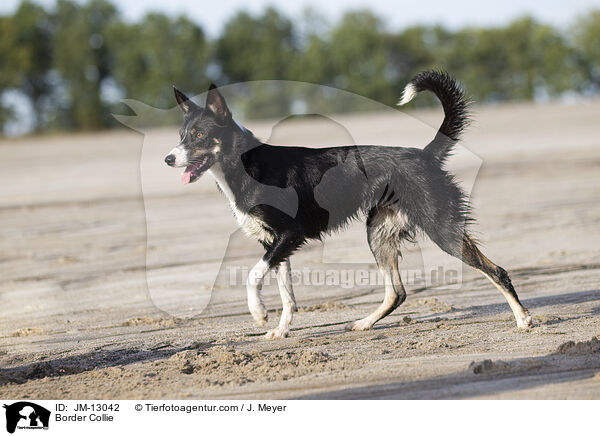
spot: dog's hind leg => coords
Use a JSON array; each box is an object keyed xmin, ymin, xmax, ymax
[
  {"xmin": 346, "ymin": 209, "xmax": 407, "ymax": 331},
  {"xmin": 265, "ymin": 259, "xmax": 297, "ymax": 339},
  {"xmin": 459, "ymin": 235, "xmax": 532, "ymax": 328}
]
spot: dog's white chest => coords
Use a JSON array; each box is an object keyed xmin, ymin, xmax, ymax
[{"xmin": 208, "ymin": 165, "xmax": 273, "ymax": 243}]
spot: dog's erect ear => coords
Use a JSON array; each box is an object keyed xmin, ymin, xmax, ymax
[
  {"xmin": 205, "ymin": 83, "xmax": 231, "ymax": 125},
  {"xmin": 173, "ymin": 86, "xmax": 198, "ymax": 114}
]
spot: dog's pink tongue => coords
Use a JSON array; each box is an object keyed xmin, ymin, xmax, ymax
[{"xmin": 181, "ymin": 171, "xmax": 191, "ymax": 184}]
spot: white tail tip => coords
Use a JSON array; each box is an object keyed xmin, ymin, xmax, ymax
[{"xmin": 397, "ymin": 83, "xmax": 417, "ymax": 106}]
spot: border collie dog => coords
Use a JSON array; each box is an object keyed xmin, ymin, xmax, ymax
[{"xmin": 165, "ymin": 71, "xmax": 532, "ymax": 339}]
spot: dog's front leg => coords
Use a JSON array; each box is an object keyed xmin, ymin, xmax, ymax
[
  {"xmin": 265, "ymin": 259, "xmax": 297, "ymax": 339},
  {"xmin": 248, "ymin": 231, "xmax": 304, "ymax": 333},
  {"xmin": 247, "ymin": 259, "xmax": 270, "ymax": 326}
]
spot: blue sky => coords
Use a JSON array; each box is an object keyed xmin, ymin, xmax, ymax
[{"xmin": 1, "ymin": 0, "xmax": 600, "ymax": 36}]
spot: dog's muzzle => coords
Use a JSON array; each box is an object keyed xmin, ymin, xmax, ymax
[{"xmin": 165, "ymin": 144, "xmax": 188, "ymax": 167}]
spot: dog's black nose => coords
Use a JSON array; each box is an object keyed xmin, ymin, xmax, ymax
[{"xmin": 164, "ymin": 154, "xmax": 176, "ymax": 166}]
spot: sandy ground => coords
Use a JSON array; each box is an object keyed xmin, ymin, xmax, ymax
[{"xmin": 1, "ymin": 100, "xmax": 599, "ymax": 399}]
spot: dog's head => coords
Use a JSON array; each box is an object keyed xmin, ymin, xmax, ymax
[{"xmin": 165, "ymin": 84, "xmax": 234, "ymax": 184}]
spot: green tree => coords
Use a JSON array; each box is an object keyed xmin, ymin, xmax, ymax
[
  {"xmin": 288, "ymin": 9, "xmax": 333, "ymax": 85},
  {"xmin": 1, "ymin": 2, "xmax": 599, "ymax": 135},
  {"xmin": 443, "ymin": 17, "xmax": 574, "ymax": 102},
  {"xmin": 504, "ymin": 17, "xmax": 574, "ymax": 99},
  {"xmin": 216, "ymin": 8, "xmax": 296, "ymax": 82},
  {"xmin": 51, "ymin": 0, "xmax": 117, "ymax": 130},
  {"xmin": 12, "ymin": 1, "xmax": 52, "ymax": 130},
  {"xmin": 327, "ymin": 11, "xmax": 392, "ymax": 105},
  {"xmin": 0, "ymin": 1, "xmax": 52, "ymax": 131},
  {"xmin": 571, "ymin": 10, "xmax": 600, "ymax": 93},
  {"xmin": 0, "ymin": 15, "xmax": 21, "ymax": 130},
  {"xmin": 442, "ymin": 26, "xmax": 513, "ymax": 101},
  {"xmin": 215, "ymin": 8, "xmax": 297, "ymax": 117},
  {"xmin": 385, "ymin": 25, "xmax": 450, "ymax": 103},
  {"xmin": 107, "ymin": 13, "xmax": 208, "ymax": 109}
]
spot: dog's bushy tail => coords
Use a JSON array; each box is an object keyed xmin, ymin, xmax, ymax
[{"xmin": 398, "ymin": 70, "xmax": 471, "ymax": 165}]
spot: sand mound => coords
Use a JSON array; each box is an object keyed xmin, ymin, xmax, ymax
[
  {"xmin": 11, "ymin": 327, "xmax": 45, "ymax": 337},
  {"xmin": 406, "ymin": 298, "xmax": 455, "ymax": 313},
  {"xmin": 165, "ymin": 346, "xmax": 342, "ymax": 387},
  {"xmin": 121, "ymin": 317, "xmax": 181, "ymax": 328},
  {"xmin": 469, "ymin": 358, "xmax": 544, "ymax": 375},
  {"xmin": 297, "ymin": 302, "xmax": 349, "ymax": 312},
  {"xmin": 555, "ymin": 336, "xmax": 600, "ymax": 355}
]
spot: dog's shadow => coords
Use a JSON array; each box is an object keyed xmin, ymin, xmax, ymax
[{"xmin": 0, "ymin": 341, "xmax": 217, "ymax": 386}]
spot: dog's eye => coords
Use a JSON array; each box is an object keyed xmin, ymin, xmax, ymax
[{"xmin": 196, "ymin": 131, "xmax": 203, "ymax": 138}]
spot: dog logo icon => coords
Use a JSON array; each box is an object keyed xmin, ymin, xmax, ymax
[{"xmin": 3, "ymin": 402, "xmax": 50, "ymax": 433}]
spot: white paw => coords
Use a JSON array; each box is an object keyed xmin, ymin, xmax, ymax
[
  {"xmin": 345, "ymin": 319, "xmax": 373, "ymax": 332},
  {"xmin": 516, "ymin": 313, "xmax": 533, "ymax": 329},
  {"xmin": 249, "ymin": 302, "xmax": 268, "ymax": 326},
  {"xmin": 265, "ymin": 327, "xmax": 289, "ymax": 339}
]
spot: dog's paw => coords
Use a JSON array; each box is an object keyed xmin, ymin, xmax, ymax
[
  {"xmin": 265, "ymin": 327, "xmax": 289, "ymax": 339},
  {"xmin": 516, "ymin": 314, "xmax": 533, "ymax": 329},
  {"xmin": 345, "ymin": 319, "xmax": 373, "ymax": 332},
  {"xmin": 249, "ymin": 301, "xmax": 268, "ymax": 326},
  {"xmin": 252, "ymin": 311, "xmax": 268, "ymax": 327}
]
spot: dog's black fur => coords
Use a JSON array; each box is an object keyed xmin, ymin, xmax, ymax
[{"xmin": 166, "ymin": 71, "xmax": 532, "ymax": 336}]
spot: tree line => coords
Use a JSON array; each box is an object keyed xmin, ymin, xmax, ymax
[{"xmin": 1, "ymin": 0, "xmax": 599, "ymax": 134}]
